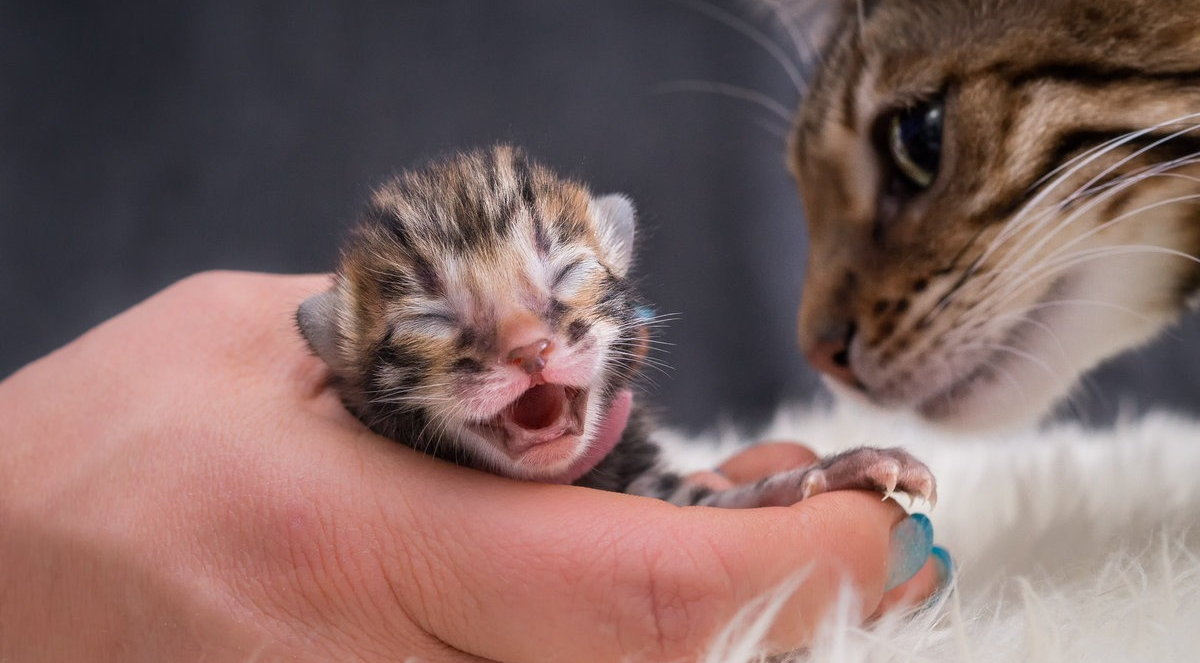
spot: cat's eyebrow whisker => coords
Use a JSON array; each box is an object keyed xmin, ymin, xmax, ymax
[
  {"xmin": 757, "ymin": 0, "xmax": 825, "ymax": 71},
  {"xmin": 655, "ymin": 80, "xmax": 795, "ymax": 123},
  {"xmin": 664, "ymin": 0, "xmax": 807, "ymax": 94},
  {"xmin": 751, "ymin": 116, "xmax": 792, "ymax": 142}
]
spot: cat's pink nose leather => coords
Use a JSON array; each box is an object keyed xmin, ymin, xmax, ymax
[
  {"xmin": 803, "ymin": 321, "xmax": 860, "ymax": 389},
  {"xmin": 805, "ymin": 338, "xmax": 857, "ymax": 388},
  {"xmin": 508, "ymin": 339, "xmax": 552, "ymax": 375}
]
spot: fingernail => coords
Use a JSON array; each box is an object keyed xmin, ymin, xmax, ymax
[
  {"xmin": 885, "ymin": 513, "xmax": 933, "ymax": 591},
  {"xmin": 931, "ymin": 545, "xmax": 954, "ymax": 590}
]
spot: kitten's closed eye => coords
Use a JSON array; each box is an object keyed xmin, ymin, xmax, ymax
[
  {"xmin": 551, "ymin": 258, "xmax": 600, "ymax": 297},
  {"xmin": 396, "ymin": 310, "xmax": 459, "ymax": 338}
]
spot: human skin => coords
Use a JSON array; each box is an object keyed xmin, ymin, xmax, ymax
[{"xmin": 0, "ymin": 271, "xmax": 937, "ymax": 663}]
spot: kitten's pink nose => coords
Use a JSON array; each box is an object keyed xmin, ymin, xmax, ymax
[{"xmin": 508, "ymin": 339, "xmax": 552, "ymax": 375}]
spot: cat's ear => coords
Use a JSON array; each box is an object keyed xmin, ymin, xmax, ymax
[
  {"xmin": 591, "ymin": 193, "xmax": 636, "ymax": 275},
  {"xmin": 297, "ymin": 290, "xmax": 345, "ymax": 371}
]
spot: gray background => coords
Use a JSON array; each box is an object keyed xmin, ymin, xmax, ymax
[{"xmin": 3, "ymin": 1, "xmax": 1197, "ymax": 432}]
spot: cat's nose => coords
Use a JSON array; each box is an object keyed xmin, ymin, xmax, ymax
[
  {"xmin": 508, "ymin": 339, "xmax": 552, "ymax": 375},
  {"xmin": 803, "ymin": 322, "xmax": 860, "ymax": 389}
]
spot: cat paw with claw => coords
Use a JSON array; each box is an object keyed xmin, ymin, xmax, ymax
[
  {"xmin": 802, "ymin": 447, "xmax": 937, "ymax": 507},
  {"xmin": 695, "ymin": 446, "xmax": 936, "ymax": 510}
]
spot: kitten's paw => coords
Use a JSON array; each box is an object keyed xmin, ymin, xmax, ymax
[{"xmin": 816, "ymin": 447, "xmax": 937, "ymax": 507}]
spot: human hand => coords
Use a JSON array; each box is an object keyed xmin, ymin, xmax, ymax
[{"xmin": 0, "ymin": 272, "xmax": 941, "ymax": 662}]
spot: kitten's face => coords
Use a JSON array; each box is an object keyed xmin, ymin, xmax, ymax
[
  {"xmin": 302, "ymin": 147, "xmax": 647, "ymax": 479},
  {"xmin": 791, "ymin": 0, "xmax": 1200, "ymax": 428}
]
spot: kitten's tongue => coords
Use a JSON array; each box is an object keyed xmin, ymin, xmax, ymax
[
  {"xmin": 551, "ymin": 390, "xmax": 632, "ymax": 485},
  {"xmin": 511, "ymin": 384, "xmax": 566, "ymax": 430}
]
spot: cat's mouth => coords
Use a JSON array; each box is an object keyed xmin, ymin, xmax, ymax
[{"xmin": 469, "ymin": 384, "xmax": 590, "ymax": 460}]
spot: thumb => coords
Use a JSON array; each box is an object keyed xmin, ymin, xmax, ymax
[{"xmin": 375, "ymin": 450, "xmax": 924, "ymax": 662}]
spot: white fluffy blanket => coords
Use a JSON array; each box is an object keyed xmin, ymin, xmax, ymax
[{"xmin": 657, "ymin": 405, "xmax": 1200, "ymax": 662}]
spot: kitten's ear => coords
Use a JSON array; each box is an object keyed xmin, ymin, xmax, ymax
[
  {"xmin": 297, "ymin": 290, "xmax": 345, "ymax": 371},
  {"xmin": 592, "ymin": 193, "xmax": 636, "ymax": 275}
]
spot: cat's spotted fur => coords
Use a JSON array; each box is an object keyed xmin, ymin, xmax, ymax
[
  {"xmin": 298, "ymin": 145, "xmax": 934, "ymax": 506},
  {"xmin": 786, "ymin": 0, "xmax": 1200, "ymax": 428}
]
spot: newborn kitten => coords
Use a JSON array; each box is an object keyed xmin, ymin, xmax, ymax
[{"xmin": 298, "ymin": 145, "xmax": 934, "ymax": 506}]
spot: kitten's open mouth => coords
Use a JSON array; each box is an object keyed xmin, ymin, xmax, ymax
[{"xmin": 470, "ymin": 384, "xmax": 589, "ymax": 458}]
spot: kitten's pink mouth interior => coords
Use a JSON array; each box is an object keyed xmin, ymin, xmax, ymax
[{"xmin": 471, "ymin": 384, "xmax": 589, "ymax": 460}]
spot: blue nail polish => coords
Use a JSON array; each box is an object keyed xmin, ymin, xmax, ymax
[
  {"xmin": 885, "ymin": 514, "xmax": 934, "ymax": 591},
  {"xmin": 931, "ymin": 545, "xmax": 954, "ymax": 589},
  {"xmin": 634, "ymin": 305, "xmax": 656, "ymax": 321}
]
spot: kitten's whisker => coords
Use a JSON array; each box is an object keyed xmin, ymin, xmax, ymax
[{"xmin": 655, "ymin": 80, "xmax": 794, "ymax": 123}]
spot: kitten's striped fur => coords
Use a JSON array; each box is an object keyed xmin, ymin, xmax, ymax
[
  {"xmin": 785, "ymin": 0, "xmax": 1200, "ymax": 427},
  {"xmin": 299, "ymin": 146, "xmax": 934, "ymax": 506}
]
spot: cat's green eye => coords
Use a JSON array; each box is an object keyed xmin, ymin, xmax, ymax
[{"xmin": 887, "ymin": 100, "xmax": 944, "ymax": 190}]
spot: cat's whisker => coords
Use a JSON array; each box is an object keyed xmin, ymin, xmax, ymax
[
  {"xmin": 665, "ymin": 0, "xmax": 807, "ymax": 94},
  {"xmin": 655, "ymin": 80, "xmax": 795, "ymax": 123},
  {"xmin": 959, "ymin": 341, "xmax": 1059, "ymax": 381},
  {"xmin": 1002, "ymin": 298, "xmax": 1156, "ymax": 327},
  {"xmin": 1043, "ymin": 188, "xmax": 1200, "ymax": 266},
  {"xmin": 976, "ymin": 157, "xmax": 1200, "ymax": 308},
  {"xmin": 757, "ymin": 0, "xmax": 825, "ymax": 71},
  {"xmin": 1043, "ymin": 123, "xmax": 1200, "ymax": 218},
  {"xmin": 990, "ymin": 311, "xmax": 1070, "ymax": 363},
  {"xmin": 984, "ymin": 244, "xmax": 1200, "ymax": 319},
  {"xmin": 751, "ymin": 116, "xmax": 792, "ymax": 142},
  {"xmin": 988, "ymin": 133, "xmax": 1200, "ymax": 277},
  {"xmin": 991, "ymin": 184, "xmax": 1200, "ymax": 301},
  {"xmin": 984, "ymin": 112, "xmax": 1200, "ymax": 266}
]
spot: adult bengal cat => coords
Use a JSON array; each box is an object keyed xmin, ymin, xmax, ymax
[{"xmin": 786, "ymin": 0, "xmax": 1200, "ymax": 428}]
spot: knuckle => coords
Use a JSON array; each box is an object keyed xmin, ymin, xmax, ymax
[{"xmin": 166, "ymin": 269, "xmax": 243, "ymax": 301}]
